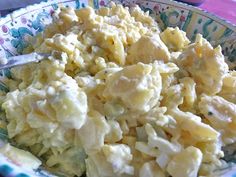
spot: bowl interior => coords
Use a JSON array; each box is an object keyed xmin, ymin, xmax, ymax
[{"xmin": 0, "ymin": 0, "xmax": 235, "ymax": 176}]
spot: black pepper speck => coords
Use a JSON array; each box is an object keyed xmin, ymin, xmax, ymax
[{"xmin": 208, "ymin": 111, "xmax": 213, "ymax": 116}]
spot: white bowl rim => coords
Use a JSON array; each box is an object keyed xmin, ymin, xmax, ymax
[{"xmin": 0, "ymin": 0, "xmax": 235, "ymax": 32}]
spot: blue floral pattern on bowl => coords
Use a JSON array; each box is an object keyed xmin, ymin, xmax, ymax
[
  {"xmin": 31, "ymin": 12, "xmax": 51, "ymax": 33},
  {"xmin": 10, "ymin": 27, "xmax": 33, "ymax": 53},
  {"xmin": 0, "ymin": 0, "xmax": 235, "ymax": 176}
]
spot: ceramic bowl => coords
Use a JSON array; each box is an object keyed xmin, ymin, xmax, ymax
[
  {"xmin": 0, "ymin": 0, "xmax": 235, "ymax": 176},
  {"xmin": 174, "ymin": 0, "xmax": 206, "ymax": 6}
]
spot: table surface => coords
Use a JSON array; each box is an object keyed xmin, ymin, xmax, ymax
[
  {"xmin": 200, "ymin": 0, "xmax": 236, "ymax": 24},
  {"xmin": 0, "ymin": 0, "xmax": 235, "ymax": 24}
]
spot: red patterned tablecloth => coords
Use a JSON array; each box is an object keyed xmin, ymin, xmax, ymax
[{"xmin": 200, "ymin": 0, "xmax": 236, "ymax": 24}]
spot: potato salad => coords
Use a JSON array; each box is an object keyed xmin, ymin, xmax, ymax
[{"xmin": 1, "ymin": 3, "xmax": 236, "ymax": 177}]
